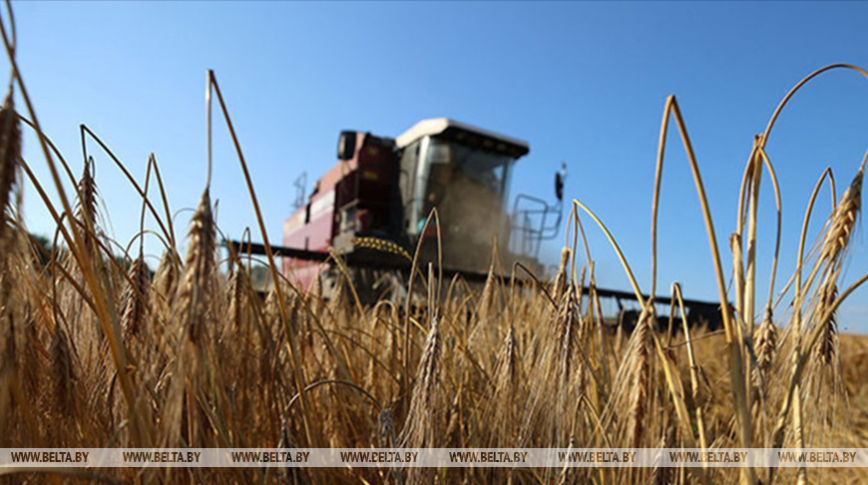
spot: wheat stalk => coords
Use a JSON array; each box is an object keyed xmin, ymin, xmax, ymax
[
  {"xmin": 174, "ymin": 189, "xmax": 216, "ymax": 345},
  {"xmin": 754, "ymin": 307, "xmax": 777, "ymax": 378},
  {"xmin": 120, "ymin": 254, "xmax": 150, "ymax": 342},
  {"xmin": 0, "ymin": 92, "xmax": 19, "ymax": 246}
]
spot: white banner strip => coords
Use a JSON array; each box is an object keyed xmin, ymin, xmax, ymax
[{"xmin": 0, "ymin": 448, "xmax": 866, "ymax": 468}]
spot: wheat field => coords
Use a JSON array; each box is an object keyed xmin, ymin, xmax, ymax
[{"xmin": 0, "ymin": 3, "xmax": 868, "ymax": 484}]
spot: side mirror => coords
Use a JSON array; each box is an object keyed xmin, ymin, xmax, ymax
[
  {"xmin": 555, "ymin": 162, "xmax": 567, "ymax": 201},
  {"xmin": 337, "ymin": 131, "xmax": 357, "ymax": 161}
]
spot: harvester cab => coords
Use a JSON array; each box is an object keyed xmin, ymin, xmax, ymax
[
  {"xmin": 280, "ymin": 118, "xmax": 561, "ymax": 295},
  {"xmin": 391, "ymin": 118, "xmax": 531, "ymax": 274}
]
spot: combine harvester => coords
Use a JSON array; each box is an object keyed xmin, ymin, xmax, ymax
[{"xmin": 228, "ymin": 118, "xmax": 721, "ymax": 326}]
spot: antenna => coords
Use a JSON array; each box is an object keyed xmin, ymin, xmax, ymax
[{"xmin": 293, "ymin": 172, "xmax": 307, "ymax": 210}]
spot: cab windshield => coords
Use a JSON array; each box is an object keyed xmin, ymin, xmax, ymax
[{"xmin": 415, "ymin": 137, "xmax": 515, "ymax": 265}]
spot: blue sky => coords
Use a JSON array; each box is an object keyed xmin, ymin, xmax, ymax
[{"xmin": 5, "ymin": 1, "xmax": 868, "ymax": 331}]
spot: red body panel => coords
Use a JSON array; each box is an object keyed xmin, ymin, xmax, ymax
[
  {"xmin": 282, "ymin": 132, "xmax": 396, "ymax": 290},
  {"xmin": 282, "ymin": 188, "xmax": 335, "ymax": 290}
]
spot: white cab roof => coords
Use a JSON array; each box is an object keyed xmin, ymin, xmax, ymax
[{"xmin": 395, "ymin": 118, "xmax": 530, "ymax": 154}]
